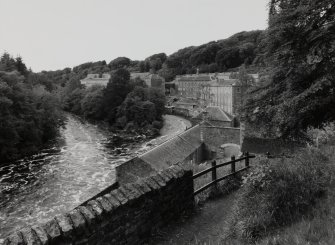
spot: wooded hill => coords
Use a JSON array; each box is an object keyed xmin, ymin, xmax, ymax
[{"xmin": 40, "ymin": 30, "xmax": 266, "ymax": 86}]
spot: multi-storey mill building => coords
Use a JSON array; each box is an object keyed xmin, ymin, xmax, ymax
[{"xmin": 174, "ymin": 73, "xmax": 247, "ymax": 115}]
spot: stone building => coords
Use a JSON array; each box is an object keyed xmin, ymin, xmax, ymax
[
  {"xmin": 173, "ymin": 74, "xmax": 249, "ymax": 115},
  {"xmin": 130, "ymin": 72, "xmax": 165, "ymax": 90},
  {"xmin": 80, "ymin": 73, "xmax": 111, "ymax": 88}
]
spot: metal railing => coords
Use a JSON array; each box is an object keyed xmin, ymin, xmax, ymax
[{"xmin": 193, "ymin": 152, "xmax": 255, "ymax": 195}]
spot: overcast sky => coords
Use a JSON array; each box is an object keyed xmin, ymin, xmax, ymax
[{"xmin": 0, "ymin": 0, "xmax": 269, "ymax": 72}]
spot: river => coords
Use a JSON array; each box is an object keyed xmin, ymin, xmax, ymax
[{"xmin": 0, "ymin": 114, "xmax": 191, "ymax": 239}]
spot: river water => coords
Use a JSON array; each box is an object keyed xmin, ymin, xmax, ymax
[{"xmin": 0, "ymin": 114, "xmax": 186, "ymax": 239}]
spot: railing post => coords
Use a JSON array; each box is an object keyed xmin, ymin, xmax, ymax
[
  {"xmin": 211, "ymin": 160, "xmax": 217, "ymax": 192},
  {"xmin": 231, "ymin": 156, "xmax": 236, "ymax": 173},
  {"xmin": 245, "ymin": 152, "xmax": 249, "ymax": 167}
]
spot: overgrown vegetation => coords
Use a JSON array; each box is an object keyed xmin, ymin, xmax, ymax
[
  {"xmin": 0, "ymin": 53, "xmax": 64, "ymax": 163},
  {"xmin": 226, "ymin": 148, "xmax": 333, "ymax": 243}
]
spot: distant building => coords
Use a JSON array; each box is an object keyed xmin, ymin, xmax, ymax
[
  {"xmin": 80, "ymin": 73, "xmax": 111, "ymax": 88},
  {"xmin": 173, "ymin": 73, "xmax": 249, "ymax": 115},
  {"xmin": 130, "ymin": 72, "xmax": 165, "ymax": 90}
]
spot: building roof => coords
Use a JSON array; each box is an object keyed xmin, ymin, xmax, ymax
[
  {"xmin": 210, "ymin": 79, "xmax": 240, "ymax": 86},
  {"xmin": 138, "ymin": 125, "xmax": 202, "ymax": 167},
  {"xmin": 195, "ymin": 106, "xmax": 233, "ymax": 122},
  {"xmin": 177, "ymin": 75, "xmax": 215, "ymax": 82}
]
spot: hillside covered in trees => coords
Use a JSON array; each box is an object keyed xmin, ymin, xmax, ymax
[
  {"xmin": 0, "ymin": 53, "xmax": 64, "ymax": 163},
  {"xmin": 40, "ymin": 30, "xmax": 266, "ymax": 86}
]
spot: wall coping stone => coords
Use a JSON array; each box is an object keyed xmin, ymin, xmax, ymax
[
  {"xmin": 2, "ymin": 164, "xmax": 193, "ymax": 245},
  {"xmin": 31, "ymin": 226, "xmax": 48, "ymax": 245},
  {"xmin": 86, "ymin": 200, "xmax": 104, "ymax": 218},
  {"xmin": 110, "ymin": 189, "xmax": 128, "ymax": 205},
  {"xmin": 76, "ymin": 206, "xmax": 96, "ymax": 229},
  {"xmin": 20, "ymin": 228, "xmax": 40, "ymax": 245},
  {"xmin": 144, "ymin": 177, "xmax": 161, "ymax": 190},
  {"xmin": 124, "ymin": 184, "xmax": 142, "ymax": 199},
  {"xmin": 103, "ymin": 193, "xmax": 121, "ymax": 208},
  {"xmin": 41, "ymin": 219, "xmax": 61, "ymax": 241},
  {"xmin": 54, "ymin": 214, "xmax": 73, "ymax": 239},
  {"xmin": 96, "ymin": 196, "xmax": 113, "ymax": 213},
  {"xmin": 118, "ymin": 186, "xmax": 137, "ymax": 202},
  {"xmin": 68, "ymin": 209, "xmax": 89, "ymax": 236}
]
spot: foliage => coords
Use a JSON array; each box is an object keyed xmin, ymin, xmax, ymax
[
  {"xmin": 81, "ymin": 85, "xmax": 104, "ymax": 120},
  {"xmin": 102, "ymin": 68, "xmax": 132, "ymax": 123},
  {"xmin": 109, "ymin": 57, "xmax": 131, "ymax": 70},
  {"xmin": 228, "ymin": 149, "xmax": 333, "ymax": 242},
  {"xmin": 307, "ymin": 122, "xmax": 335, "ymax": 147},
  {"xmin": 0, "ymin": 71, "xmax": 64, "ymax": 163},
  {"xmin": 62, "ymin": 68, "xmax": 166, "ymax": 135},
  {"xmin": 244, "ymin": 0, "xmax": 335, "ymax": 138}
]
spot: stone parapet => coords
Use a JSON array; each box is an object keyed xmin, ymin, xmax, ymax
[{"xmin": 2, "ymin": 164, "xmax": 194, "ymax": 245}]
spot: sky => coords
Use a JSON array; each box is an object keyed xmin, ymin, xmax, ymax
[{"xmin": 0, "ymin": 0, "xmax": 269, "ymax": 72}]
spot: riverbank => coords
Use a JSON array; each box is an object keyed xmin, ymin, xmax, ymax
[{"xmin": 0, "ymin": 114, "xmax": 191, "ymax": 240}]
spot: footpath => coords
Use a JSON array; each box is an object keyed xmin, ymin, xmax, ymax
[{"xmin": 146, "ymin": 192, "xmax": 238, "ymax": 245}]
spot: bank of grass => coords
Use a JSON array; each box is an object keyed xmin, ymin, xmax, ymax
[
  {"xmin": 224, "ymin": 144, "xmax": 335, "ymax": 244},
  {"xmin": 255, "ymin": 144, "xmax": 335, "ymax": 245}
]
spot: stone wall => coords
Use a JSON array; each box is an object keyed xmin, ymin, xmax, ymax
[
  {"xmin": 2, "ymin": 165, "xmax": 194, "ymax": 245},
  {"xmin": 203, "ymin": 126, "xmax": 241, "ymax": 153}
]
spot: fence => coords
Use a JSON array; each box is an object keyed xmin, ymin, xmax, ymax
[{"xmin": 193, "ymin": 152, "xmax": 255, "ymax": 195}]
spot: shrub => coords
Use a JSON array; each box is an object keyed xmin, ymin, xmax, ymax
[{"xmin": 228, "ymin": 148, "xmax": 333, "ymax": 242}]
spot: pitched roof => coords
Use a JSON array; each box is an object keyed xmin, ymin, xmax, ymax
[
  {"xmin": 211, "ymin": 79, "xmax": 240, "ymax": 86},
  {"xmin": 138, "ymin": 125, "xmax": 202, "ymax": 167},
  {"xmin": 195, "ymin": 106, "xmax": 233, "ymax": 122},
  {"xmin": 177, "ymin": 75, "xmax": 214, "ymax": 82}
]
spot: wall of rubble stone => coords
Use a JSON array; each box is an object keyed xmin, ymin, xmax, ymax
[{"xmin": 2, "ymin": 165, "xmax": 194, "ymax": 245}]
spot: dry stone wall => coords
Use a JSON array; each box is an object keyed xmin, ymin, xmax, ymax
[{"xmin": 2, "ymin": 165, "xmax": 194, "ymax": 245}]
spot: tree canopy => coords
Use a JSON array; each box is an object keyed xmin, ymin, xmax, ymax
[{"xmin": 244, "ymin": 0, "xmax": 335, "ymax": 138}]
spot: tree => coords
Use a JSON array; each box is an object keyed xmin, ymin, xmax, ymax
[
  {"xmin": 109, "ymin": 57, "xmax": 131, "ymax": 70},
  {"xmin": 148, "ymin": 88, "xmax": 165, "ymax": 120},
  {"xmin": 102, "ymin": 68, "xmax": 131, "ymax": 123},
  {"xmin": 81, "ymin": 85, "xmax": 104, "ymax": 120},
  {"xmin": 0, "ymin": 52, "xmax": 17, "ymax": 72},
  {"xmin": 15, "ymin": 56, "xmax": 28, "ymax": 76},
  {"xmin": 244, "ymin": 0, "xmax": 335, "ymax": 138}
]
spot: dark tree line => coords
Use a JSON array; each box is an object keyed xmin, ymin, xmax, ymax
[
  {"xmin": 0, "ymin": 53, "xmax": 64, "ymax": 163},
  {"xmin": 244, "ymin": 0, "xmax": 335, "ymax": 139},
  {"xmin": 40, "ymin": 30, "xmax": 266, "ymax": 87}
]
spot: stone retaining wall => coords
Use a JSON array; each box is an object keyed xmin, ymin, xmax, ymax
[
  {"xmin": 204, "ymin": 126, "xmax": 241, "ymax": 153},
  {"xmin": 2, "ymin": 165, "xmax": 194, "ymax": 245}
]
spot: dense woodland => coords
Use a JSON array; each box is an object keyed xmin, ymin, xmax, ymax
[
  {"xmin": 0, "ymin": 53, "xmax": 64, "ymax": 163},
  {"xmin": 62, "ymin": 68, "xmax": 165, "ymax": 135}
]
